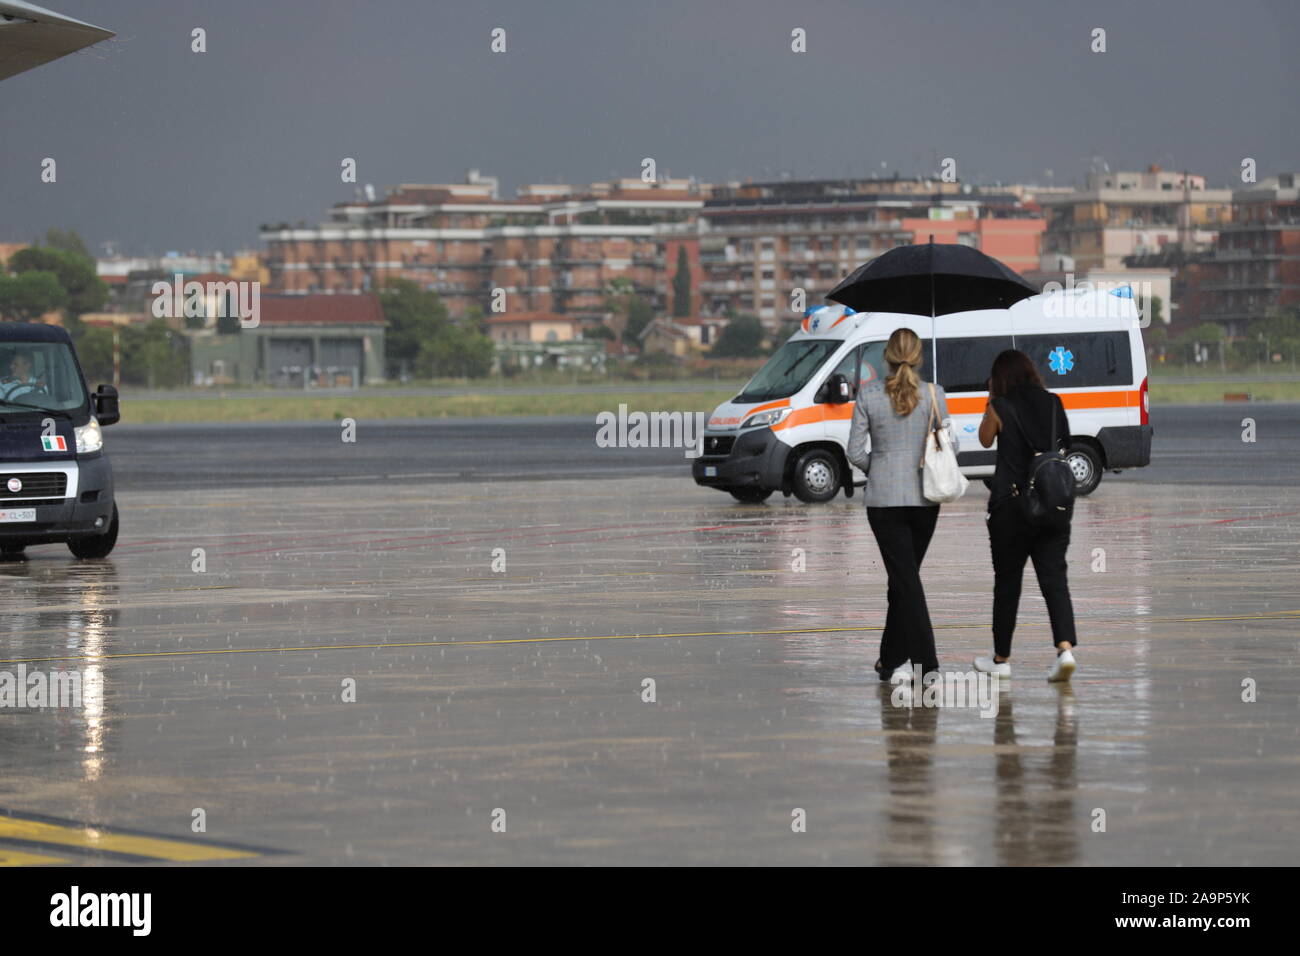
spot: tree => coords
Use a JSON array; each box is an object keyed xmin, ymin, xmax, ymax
[
  {"xmin": 672, "ymin": 246, "xmax": 692, "ymax": 317},
  {"xmin": 623, "ymin": 298, "xmax": 654, "ymax": 345},
  {"xmin": 1247, "ymin": 309, "xmax": 1300, "ymax": 345},
  {"xmin": 43, "ymin": 227, "xmax": 92, "ymax": 260},
  {"xmin": 75, "ymin": 325, "xmax": 116, "ymax": 384},
  {"xmin": 1178, "ymin": 322, "xmax": 1224, "ymax": 365},
  {"xmin": 462, "ymin": 303, "xmax": 487, "ymax": 332},
  {"xmin": 421, "ymin": 324, "xmax": 495, "ymax": 378},
  {"xmin": 710, "ymin": 314, "xmax": 766, "ymax": 357},
  {"xmin": 1179, "ymin": 321, "xmax": 1224, "ymax": 344},
  {"xmin": 75, "ymin": 321, "xmax": 189, "ymax": 388},
  {"xmin": 606, "ymin": 277, "xmax": 655, "ymax": 344},
  {"xmin": 1145, "ymin": 295, "xmax": 1163, "ymax": 328},
  {"xmin": 121, "ymin": 321, "xmax": 190, "ymax": 388},
  {"xmin": 1248, "ymin": 309, "xmax": 1300, "ymax": 365},
  {"xmin": 6, "ymin": 245, "xmax": 106, "ymax": 317},
  {"xmin": 0, "ymin": 271, "xmax": 67, "ymax": 322},
  {"xmin": 380, "ymin": 278, "xmax": 450, "ymax": 375},
  {"xmin": 379, "ymin": 279, "xmax": 493, "ymax": 378}
]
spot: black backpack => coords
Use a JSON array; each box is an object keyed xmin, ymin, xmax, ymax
[{"xmin": 1006, "ymin": 397, "xmax": 1075, "ymax": 524}]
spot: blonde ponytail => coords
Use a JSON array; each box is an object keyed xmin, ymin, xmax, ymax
[{"xmin": 884, "ymin": 328, "xmax": 924, "ymax": 417}]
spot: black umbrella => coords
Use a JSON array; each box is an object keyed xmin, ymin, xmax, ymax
[{"xmin": 826, "ymin": 239, "xmax": 1038, "ymax": 317}]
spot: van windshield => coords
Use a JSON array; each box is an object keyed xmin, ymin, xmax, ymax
[
  {"xmin": 735, "ymin": 339, "xmax": 841, "ymax": 403},
  {"xmin": 0, "ymin": 340, "xmax": 90, "ymax": 415}
]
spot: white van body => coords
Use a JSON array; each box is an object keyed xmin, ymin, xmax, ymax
[{"xmin": 693, "ymin": 287, "xmax": 1152, "ymax": 503}]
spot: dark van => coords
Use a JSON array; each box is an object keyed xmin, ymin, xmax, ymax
[{"xmin": 0, "ymin": 323, "xmax": 120, "ymax": 558}]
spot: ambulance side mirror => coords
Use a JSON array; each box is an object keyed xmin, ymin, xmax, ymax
[
  {"xmin": 822, "ymin": 373, "xmax": 852, "ymax": 404},
  {"xmin": 94, "ymin": 385, "xmax": 120, "ymax": 426}
]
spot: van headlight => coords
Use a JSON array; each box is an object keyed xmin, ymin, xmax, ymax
[
  {"xmin": 742, "ymin": 407, "xmax": 792, "ymax": 429},
  {"xmin": 75, "ymin": 418, "xmax": 103, "ymax": 453}
]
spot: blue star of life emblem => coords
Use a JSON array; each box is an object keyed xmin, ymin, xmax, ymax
[{"xmin": 1049, "ymin": 347, "xmax": 1074, "ymax": 375}]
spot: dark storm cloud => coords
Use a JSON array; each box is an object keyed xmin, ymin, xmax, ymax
[{"xmin": 1, "ymin": 0, "xmax": 1295, "ymax": 255}]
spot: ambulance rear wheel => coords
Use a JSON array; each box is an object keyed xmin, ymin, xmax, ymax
[
  {"xmin": 728, "ymin": 487, "xmax": 773, "ymax": 503},
  {"xmin": 791, "ymin": 449, "xmax": 841, "ymax": 504},
  {"xmin": 1066, "ymin": 443, "xmax": 1103, "ymax": 496},
  {"xmin": 69, "ymin": 504, "xmax": 119, "ymax": 559}
]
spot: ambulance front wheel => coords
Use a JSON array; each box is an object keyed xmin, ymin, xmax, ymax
[
  {"xmin": 728, "ymin": 487, "xmax": 773, "ymax": 504},
  {"xmin": 69, "ymin": 504, "xmax": 119, "ymax": 560},
  {"xmin": 791, "ymin": 448, "xmax": 842, "ymax": 504},
  {"xmin": 1066, "ymin": 443, "xmax": 1103, "ymax": 496}
]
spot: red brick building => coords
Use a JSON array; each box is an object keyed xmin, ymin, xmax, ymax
[
  {"xmin": 696, "ymin": 178, "xmax": 1044, "ymax": 326},
  {"xmin": 1197, "ymin": 174, "xmax": 1300, "ymax": 335},
  {"xmin": 261, "ymin": 175, "xmax": 706, "ymax": 325}
]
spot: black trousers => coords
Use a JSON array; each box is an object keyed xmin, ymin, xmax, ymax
[
  {"xmin": 987, "ymin": 501, "xmax": 1078, "ymax": 658},
  {"xmin": 867, "ymin": 505, "xmax": 940, "ymax": 673}
]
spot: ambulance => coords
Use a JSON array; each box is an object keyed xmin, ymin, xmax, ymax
[
  {"xmin": 0, "ymin": 322, "xmax": 121, "ymax": 558},
  {"xmin": 693, "ymin": 286, "xmax": 1152, "ymax": 503}
]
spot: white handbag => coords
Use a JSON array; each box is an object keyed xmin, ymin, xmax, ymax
[{"xmin": 920, "ymin": 382, "xmax": 968, "ymax": 503}]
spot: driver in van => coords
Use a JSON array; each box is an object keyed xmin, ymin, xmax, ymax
[{"xmin": 1, "ymin": 350, "xmax": 47, "ymax": 401}]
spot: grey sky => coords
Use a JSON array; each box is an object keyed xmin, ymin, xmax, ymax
[{"xmin": 1, "ymin": 0, "xmax": 1295, "ymax": 256}]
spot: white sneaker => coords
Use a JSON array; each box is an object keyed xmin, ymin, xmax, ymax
[
  {"xmin": 1048, "ymin": 649, "xmax": 1077, "ymax": 683},
  {"xmin": 974, "ymin": 656, "xmax": 1011, "ymax": 678}
]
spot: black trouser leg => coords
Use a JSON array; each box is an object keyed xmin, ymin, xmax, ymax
[
  {"xmin": 879, "ymin": 580, "xmax": 902, "ymax": 672},
  {"xmin": 1029, "ymin": 517, "xmax": 1078, "ymax": 648},
  {"xmin": 868, "ymin": 506, "xmax": 940, "ymax": 672},
  {"xmin": 988, "ymin": 502, "xmax": 1032, "ymax": 660}
]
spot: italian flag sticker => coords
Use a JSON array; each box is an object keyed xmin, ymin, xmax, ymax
[{"xmin": 42, "ymin": 435, "xmax": 67, "ymax": 452}]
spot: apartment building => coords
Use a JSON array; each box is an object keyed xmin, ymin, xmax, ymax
[
  {"xmin": 1039, "ymin": 166, "xmax": 1232, "ymax": 272},
  {"xmin": 1196, "ymin": 174, "xmax": 1300, "ymax": 335},
  {"xmin": 261, "ymin": 173, "xmax": 707, "ymax": 324},
  {"xmin": 696, "ymin": 177, "xmax": 1043, "ymax": 325}
]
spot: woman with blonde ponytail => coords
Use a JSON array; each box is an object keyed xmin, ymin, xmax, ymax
[{"xmin": 847, "ymin": 327, "xmax": 957, "ymax": 685}]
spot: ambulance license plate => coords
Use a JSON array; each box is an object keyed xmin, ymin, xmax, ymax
[{"xmin": 0, "ymin": 509, "xmax": 36, "ymax": 523}]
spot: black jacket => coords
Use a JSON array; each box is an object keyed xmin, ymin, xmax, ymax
[{"xmin": 988, "ymin": 384, "xmax": 1070, "ymax": 511}]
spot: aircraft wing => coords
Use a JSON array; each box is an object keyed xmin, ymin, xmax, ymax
[{"xmin": 0, "ymin": 0, "xmax": 113, "ymax": 81}]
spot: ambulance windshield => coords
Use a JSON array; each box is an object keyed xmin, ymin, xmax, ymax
[{"xmin": 735, "ymin": 339, "xmax": 840, "ymax": 403}]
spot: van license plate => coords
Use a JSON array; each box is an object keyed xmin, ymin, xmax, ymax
[
  {"xmin": 0, "ymin": 509, "xmax": 36, "ymax": 523},
  {"xmin": 704, "ymin": 466, "xmax": 717, "ymax": 477}
]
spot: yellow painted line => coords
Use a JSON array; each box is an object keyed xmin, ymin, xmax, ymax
[
  {"xmin": 0, "ymin": 818, "xmax": 257, "ymax": 862},
  {"xmin": 0, "ymin": 848, "xmax": 68, "ymax": 867},
  {"xmin": 0, "ymin": 610, "xmax": 1297, "ymax": 667}
]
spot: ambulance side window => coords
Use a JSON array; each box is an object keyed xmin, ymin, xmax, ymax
[
  {"xmin": 936, "ymin": 336, "xmax": 1014, "ymax": 393},
  {"xmin": 859, "ymin": 342, "xmax": 887, "ymax": 390},
  {"xmin": 1017, "ymin": 332, "xmax": 1133, "ymax": 387},
  {"xmin": 829, "ymin": 346, "xmax": 861, "ymax": 397}
]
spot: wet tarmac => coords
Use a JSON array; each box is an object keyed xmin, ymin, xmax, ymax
[
  {"xmin": 1, "ymin": 476, "xmax": 1297, "ymax": 865},
  {"xmin": 108, "ymin": 402, "xmax": 1300, "ymax": 489}
]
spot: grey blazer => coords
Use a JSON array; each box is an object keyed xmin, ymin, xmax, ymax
[{"xmin": 846, "ymin": 379, "xmax": 955, "ymax": 508}]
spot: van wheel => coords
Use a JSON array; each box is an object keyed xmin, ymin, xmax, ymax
[
  {"xmin": 69, "ymin": 505, "xmax": 119, "ymax": 559},
  {"xmin": 791, "ymin": 449, "xmax": 841, "ymax": 503},
  {"xmin": 728, "ymin": 487, "xmax": 772, "ymax": 503},
  {"xmin": 1066, "ymin": 444, "xmax": 1103, "ymax": 496}
]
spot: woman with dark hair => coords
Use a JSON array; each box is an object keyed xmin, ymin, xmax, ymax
[
  {"xmin": 847, "ymin": 327, "xmax": 956, "ymax": 688},
  {"xmin": 975, "ymin": 349, "xmax": 1077, "ymax": 682}
]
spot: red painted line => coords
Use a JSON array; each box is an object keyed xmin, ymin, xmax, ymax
[{"xmin": 1169, "ymin": 510, "xmax": 1300, "ymax": 529}]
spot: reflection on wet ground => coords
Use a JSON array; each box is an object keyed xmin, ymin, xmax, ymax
[{"xmin": 0, "ymin": 478, "xmax": 1296, "ymax": 864}]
